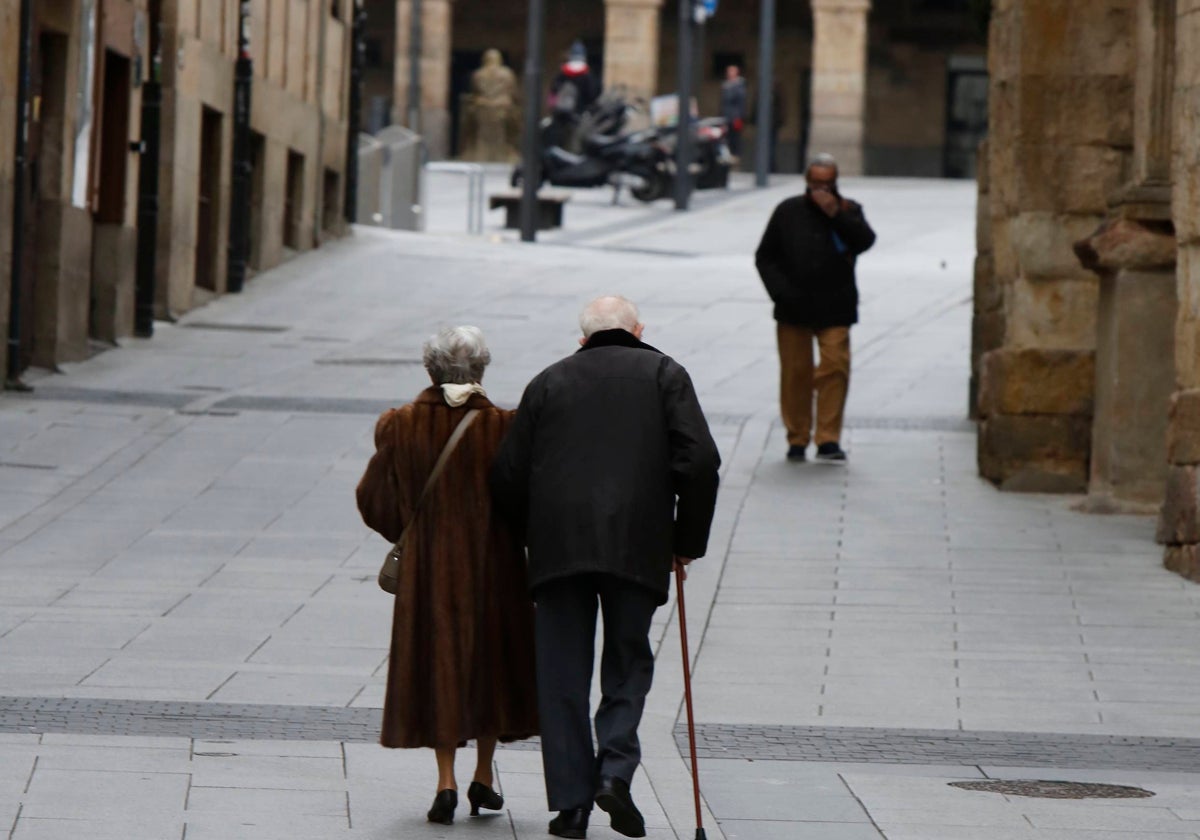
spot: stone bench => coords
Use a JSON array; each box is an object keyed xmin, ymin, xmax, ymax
[{"xmin": 488, "ymin": 190, "xmax": 570, "ymax": 231}]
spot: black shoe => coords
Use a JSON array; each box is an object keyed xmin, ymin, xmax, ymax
[
  {"xmin": 427, "ymin": 789, "xmax": 457, "ymax": 824},
  {"xmin": 786, "ymin": 445, "xmax": 807, "ymax": 462},
  {"xmin": 467, "ymin": 780, "xmax": 504, "ymax": 815},
  {"xmin": 814, "ymin": 442, "xmax": 847, "ymax": 462},
  {"xmin": 594, "ymin": 776, "xmax": 646, "ymax": 838},
  {"xmin": 549, "ymin": 808, "xmax": 590, "ymax": 839}
]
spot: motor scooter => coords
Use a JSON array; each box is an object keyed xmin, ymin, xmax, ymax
[
  {"xmin": 511, "ymin": 97, "xmax": 671, "ymax": 203},
  {"xmin": 656, "ymin": 117, "xmax": 734, "ymax": 192}
]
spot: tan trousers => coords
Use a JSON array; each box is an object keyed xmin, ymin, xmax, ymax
[{"xmin": 777, "ymin": 323, "xmax": 851, "ymax": 447}]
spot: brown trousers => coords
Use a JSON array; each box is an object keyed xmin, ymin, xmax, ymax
[{"xmin": 777, "ymin": 322, "xmax": 851, "ymax": 447}]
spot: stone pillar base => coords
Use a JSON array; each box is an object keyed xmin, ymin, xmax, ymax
[
  {"xmin": 976, "ymin": 348, "xmax": 1095, "ymax": 493},
  {"xmin": 1159, "ymin": 391, "xmax": 1200, "ymax": 582},
  {"xmin": 1165, "ymin": 545, "xmax": 1200, "ymax": 582}
]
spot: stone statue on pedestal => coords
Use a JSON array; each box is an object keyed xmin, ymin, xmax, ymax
[{"xmin": 460, "ymin": 49, "xmax": 520, "ymax": 163}]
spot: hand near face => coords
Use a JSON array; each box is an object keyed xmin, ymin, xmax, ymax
[{"xmin": 810, "ymin": 187, "xmax": 840, "ymax": 217}]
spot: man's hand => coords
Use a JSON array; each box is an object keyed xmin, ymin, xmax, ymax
[
  {"xmin": 674, "ymin": 556, "xmax": 695, "ymax": 580},
  {"xmin": 810, "ymin": 187, "xmax": 840, "ymax": 217}
]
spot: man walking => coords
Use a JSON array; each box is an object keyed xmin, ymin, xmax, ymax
[
  {"xmin": 492, "ymin": 296, "xmax": 721, "ymax": 839},
  {"xmin": 755, "ymin": 153, "xmax": 876, "ymax": 463}
]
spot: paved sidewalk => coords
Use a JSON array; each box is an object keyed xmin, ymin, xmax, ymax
[{"xmin": 3, "ymin": 174, "xmax": 1200, "ymax": 840}]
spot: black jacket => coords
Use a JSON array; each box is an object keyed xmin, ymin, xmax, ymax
[
  {"xmin": 490, "ymin": 329, "xmax": 721, "ymax": 604},
  {"xmin": 755, "ymin": 194, "xmax": 876, "ymax": 328}
]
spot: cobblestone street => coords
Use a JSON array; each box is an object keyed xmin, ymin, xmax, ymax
[{"xmin": 2, "ymin": 174, "xmax": 1199, "ymax": 839}]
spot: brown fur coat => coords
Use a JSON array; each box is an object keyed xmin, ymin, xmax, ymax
[{"xmin": 356, "ymin": 388, "xmax": 538, "ymax": 749}]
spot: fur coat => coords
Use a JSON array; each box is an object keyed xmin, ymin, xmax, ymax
[{"xmin": 356, "ymin": 388, "xmax": 538, "ymax": 749}]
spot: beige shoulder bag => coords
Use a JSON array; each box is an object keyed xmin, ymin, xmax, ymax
[{"xmin": 378, "ymin": 409, "xmax": 481, "ymax": 594}]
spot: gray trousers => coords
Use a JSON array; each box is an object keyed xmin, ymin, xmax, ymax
[{"xmin": 534, "ymin": 574, "xmax": 659, "ymax": 811}]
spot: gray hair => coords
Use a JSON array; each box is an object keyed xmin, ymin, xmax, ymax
[
  {"xmin": 422, "ymin": 326, "xmax": 491, "ymax": 385},
  {"xmin": 806, "ymin": 152, "xmax": 839, "ymax": 175},
  {"xmin": 579, "ymin": 296, "xmax": 640, "ymax": 338}
]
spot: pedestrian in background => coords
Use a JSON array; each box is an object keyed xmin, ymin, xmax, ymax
[
  {"xmin": 356, "ymin": 326, "xmax": 538, "ymax": 826},
  {"xmin": 491, "ymin": 297, "xmax": 721, "ymax": 840},
  {"xmin": 719, "ymin": 64, "xmax": 748, "ymax": 160},
  {"xmin": 755, "ymin": 153, "xmax": 876, "ymax": 463}
]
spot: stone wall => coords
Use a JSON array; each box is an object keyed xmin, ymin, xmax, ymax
[
  {"xmin": 157, "ymin": 0, "xmax": 352, "ymax": 317},
  {"xmin": 1161, "ymin": 0, "xmax": 1200, "ymax": 579},
  {"xmin": 975, "ymin": 0, "xmax": 1136, "ymax": 493}
]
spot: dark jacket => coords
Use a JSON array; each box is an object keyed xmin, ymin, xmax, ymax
[
  {"xmin": 720, "ymin": 77, "xmax": 747, "ymax": 125},
  {"xmin": 755, "ymin": 194, "xmax": 876, "ymax": 328},
  {"xmin": 490, "ymin": 329, "xmax": 721, "ymax": 604}
]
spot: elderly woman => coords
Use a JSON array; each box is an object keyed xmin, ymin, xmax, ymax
[{"xmin": 356, "ymin": 326, "xmax": 537, "ymax": 825}]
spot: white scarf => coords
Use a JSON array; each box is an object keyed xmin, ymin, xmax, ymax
[{"xmin": 440, "ymin": 383, "xmax": 487, "ymax": 407}]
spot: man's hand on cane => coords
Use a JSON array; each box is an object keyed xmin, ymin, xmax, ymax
[{"xmin": 674, "ymin": 556, "xmax": 694, "ymax": 581}]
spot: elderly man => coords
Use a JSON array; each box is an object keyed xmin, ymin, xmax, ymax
[
  {"xmin": 492, "ymin": 296, "xmax": 721, "ymax": 839},
  {"xmin": 755, "ymin": 153, "xmax": 876, "ymax": 463}
]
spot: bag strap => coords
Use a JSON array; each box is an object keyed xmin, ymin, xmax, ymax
[{"xmin": 407, "ymin": 408, "xmax": 481, "ymax": 527}]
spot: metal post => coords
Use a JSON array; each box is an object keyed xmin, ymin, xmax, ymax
[
  {"xmin": 345, "ymin": 0, "xmax": 366, "ymax": 223},
  {"xmin": 755, "ymin": 0, "xmax": 776, "ymax": 188},
  {"xmin": 134, "ymin": 0, "xmax": 162, "ymax": 337},
  {"xmin": 407, "ymin": 0, "xmax": 422, "ymax": 132},
  {"xmin": 227, "ymin": 1, "xmax": 253, "ymax": 293},
  {"xmin": 5, "ymin": 0, "xmax": 34, "ymax": 388},
  {"xmin": 674, "ymin": 0, "xmax": 694, "ymax": 210},
  {"xmin": 518, "ymin": 0, "xmax": 546, "ymax": 242}
]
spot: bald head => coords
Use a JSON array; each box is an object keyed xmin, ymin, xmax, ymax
[{"xmin": 579, "ymin": 296, "xmax": 643, "ymax": 340}]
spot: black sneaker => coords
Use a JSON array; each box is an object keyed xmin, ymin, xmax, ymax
[
  {"xmin": 786, "ymin": 445, "xmax": 807, "ymax": 462},
  {"xmin": 814, "ymin": 442, "xmax": 847, "ymax": 463}
]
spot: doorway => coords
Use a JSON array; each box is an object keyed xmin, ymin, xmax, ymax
[
  {"xmin": 249, "ymin": 131, "xmax": 265, "ymax": 268},
  {"xmin": 284, "ymin": 149, "xmax": 304, "ymax": 250},
  {"xmin": 195, "ymin": 106, "xmax": 223, "ymax": 290},
  {"xmin": 943, "ymin": 56, "xmax": 988, "ymax": 178},
  {"xmin": 92, "ymin": 49, "xmax": 133, "ymax": 339},
  {"xmin": 17, "ymin": 30, "xmax": 70, "ymax": 372}
]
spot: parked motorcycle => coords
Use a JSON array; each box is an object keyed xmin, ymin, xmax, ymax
[
  {"xmin": 657, "ymin": 116, "xmax": 734, "ymax": 191},
  {"xmin": 512, "ymin": 94, "xmax": 672, "ymax": 203}
]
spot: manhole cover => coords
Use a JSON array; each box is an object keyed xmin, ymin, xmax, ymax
[{"xmin": 949, "ymin": 780, "xmax": 1154, "ymax": 800}]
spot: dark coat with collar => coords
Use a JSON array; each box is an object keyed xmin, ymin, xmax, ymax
[
  {"xmin": 490, "ymin": 330, "xmax": 721, "ymax": 605},
  {"xmin": 356, "ymin": 389, "xmax": 538, "ymax": 749},
  {"xmin": 755, "ymin": 193, "xmax": 877, "ymax": 329}
]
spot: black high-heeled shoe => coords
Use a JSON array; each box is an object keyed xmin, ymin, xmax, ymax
[
  {"xmin": 467, "ymin": 780, "xmax": 504, "ymax": 815},
  {"xmin": 427, "ymin": 789, "xmax": 457, "ymax": 824}
]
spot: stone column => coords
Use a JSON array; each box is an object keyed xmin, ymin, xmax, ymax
[
  {"xmin": 394, "ymin": 0, "xmax": 454, "ymax": 159},
  {"xmin": 1160, "ymin": 0, "xmax": 1200, "ymax": 579},
  {"xmin": 807, "ymin": 0, "xmax": 869, "ymax": 175},
  {"xmin": 1074, "ymin": 0, "xmax": 1177, "ymax": 513},
  {"xmin": 602, "ymin": 0, "xmax": 663, "ymax": 103},
  {"xmin": 974, "ymin": 0, "xmax": 1136, "ymax": 493}
]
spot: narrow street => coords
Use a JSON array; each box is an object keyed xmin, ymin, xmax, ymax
[{"xmin": 2, "ymin": 175, "xmax": 1199, "ymax": 840}]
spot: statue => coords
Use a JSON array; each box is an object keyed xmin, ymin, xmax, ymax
[{"xmin": 460, "ymin": 49, "xmax": 520, "ymax": 163}]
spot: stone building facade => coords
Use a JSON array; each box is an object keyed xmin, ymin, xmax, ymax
[
  {"xmin": 155, "ymin": 0, "xmax": 354, "ymax": 315},
  {"xmin": 973, "ymin": 0, "xmax": 1200, "ymax": 580},
  {"xmin": 0, "ymin": 0, "xmax": 149, "ymax": 378},
  {"xmin": 0, "ymin": 0, "xmax": 354, "ymax": 382},
  {"xmin": 360, "ymin": 0, "xmax": 988, "ymax": 176}
]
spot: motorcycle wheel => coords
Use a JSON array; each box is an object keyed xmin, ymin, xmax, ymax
[{"xmin": 631, "ymin": 173, "xmax": 668, "ymax": 203}]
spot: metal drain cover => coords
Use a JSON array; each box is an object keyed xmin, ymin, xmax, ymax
[{"xmin": 949, "ymin": 780, "xmax": 1154, "ymax": 800}]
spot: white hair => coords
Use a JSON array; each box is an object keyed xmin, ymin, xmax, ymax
[
  {"xmin": 806, "ymin": 152, "xmax": 839, "ymax": 175},
  {"xmin": 579, "ymin": 296, "xmax": 640, "ymax": 338},
  {"xmin": 422, "ymin": 326, "xmax": 491, "ymax": 385}
]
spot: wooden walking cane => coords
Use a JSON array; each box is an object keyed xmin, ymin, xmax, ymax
[{"xmin": 675, "ymin": 560, "xmax": 707, "ymax": 840}]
